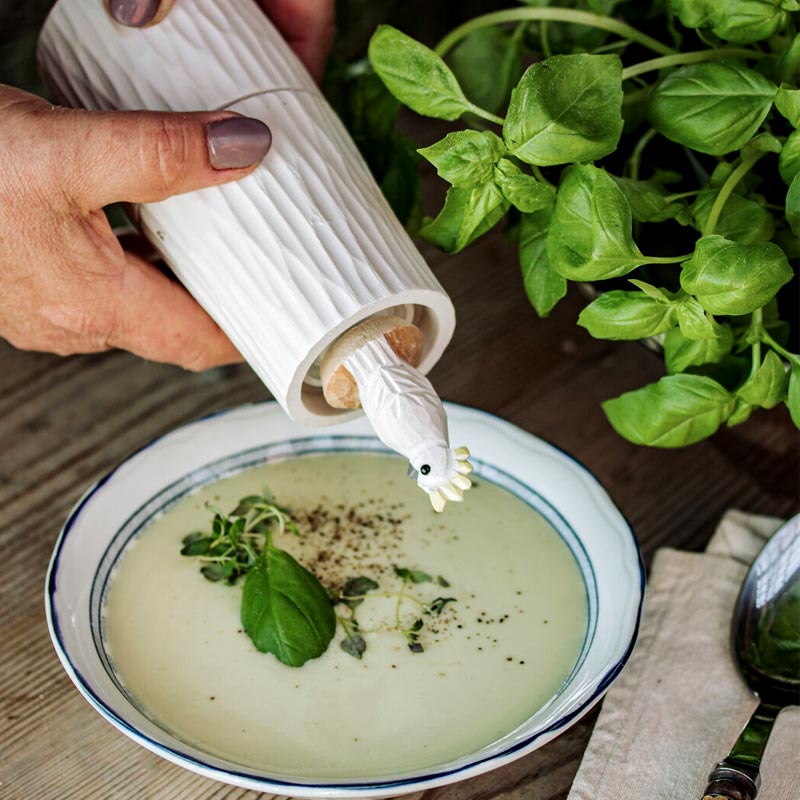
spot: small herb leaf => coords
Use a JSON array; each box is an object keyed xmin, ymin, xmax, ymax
[
  {"xmin": 775, "ymin": 84, "xmax": 800, "ymax": 127},
  {"xmin": 417, "ymin": 130, "xmax": 506, "ymax": 188},
  {"xmin": 737, "ymin": 350, "xmax": 790, "ymax": 409},
  {"xmin": 394, "ymin": 566, "xmax": 433, "ymax": 584},
  {"xmin": 520, "ymin": 206, "xmax": 566, "ymax": 318},
  {"xmin": 690, "ymin": 190, "xmax": 774, "ymax": 244},
  {"xmin": 669, "ymin": 0, "xmax": 789, "ymax": 44},
  {"xmin": 340, "ymin": 631, "xmax": 367, "ymax": 660},
  {"xmin": 664, "ymin": 326, "xmax": 735, "ymax": 374},
  {"xmin": 420, "ymin": 183, "xmax": 509, "ymax": 253},
  {"xmin": 680, "ymin": 236, "xmax": 793, "ymax": 315},
  {"xmin": 548, "ymin": 164, "xmax": 646, "ymax": 280},
  {"xmin": 494, "ymin": 159, "xmax": 555, "ymax": 213},
  {"xmin": 503, "ymin": 54, "xmax": 623, "ymax": 167},
  {"xmin": 787, "ymin": 366, "xmax": 800, "ymax": 428},
  {"xmin": 779, "ymin": 131, "xmax": 800, "ymax": 186},
  {"xmin": 648, "ymin": 62, "xmax": 776, "ymax": 156},
  {"xmin": 602, "ymin": 374, "xmax": 736, "ymax": 447},
  {"xmin": 578, "ymin": 290, "xmax": 677, "ymax": 340},
  {"xmin": 369, "ymin": 25, "xmax": 473, "ymax": 121},
  {"xmin": 241, "ymin": 545, "xmax": 336, "ymax": 667}
]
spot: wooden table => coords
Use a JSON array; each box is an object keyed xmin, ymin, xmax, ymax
[{"xmin": 1, "ymin": 159, "xmax": 797, "ymax": 800}]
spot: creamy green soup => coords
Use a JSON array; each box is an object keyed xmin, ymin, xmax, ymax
[{"xmin": 103, "ymin": 453, "xmax": 587, "ymax": 779}]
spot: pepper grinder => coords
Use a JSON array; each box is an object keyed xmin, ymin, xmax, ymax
[{"xmin": 37, "ymin": 0, "xmax": 472, "ymax": 509}]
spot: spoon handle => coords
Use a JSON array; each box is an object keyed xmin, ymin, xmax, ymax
[{"xmin": 700, "ymin": 701, "xmax": 782, "ymax": 800}]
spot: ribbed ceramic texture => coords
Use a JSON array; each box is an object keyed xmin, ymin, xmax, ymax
[{"xmin": 37, "ymin": 0, "xmax": 455, "ymax": 425}]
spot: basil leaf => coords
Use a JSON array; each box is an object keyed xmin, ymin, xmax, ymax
[
  {"xmin": 420, "ymin": 183, "xmax": 510, "ymax": 253},
  {"xmin": 368, "ymin": 25, "xmax": 473, "ymax": 121},
  {"xmin": 628, "ymin": 279, "xmax": 677, "ymax": 303},
  {"xmin": 578, "ymin": 290, "xmax": 677, "ymax": 340},
  {"xmin": 520, "ymin": 206, "xmax": 566, "ymax": 318},
  {"xmin": 448, "ymin": 27, "xmax": 523, "ymax": 116},
  {"xmin": 727, "ymin": 397, "xmax": 755, "ymax": 427},
  {"xmin": 494, "ymin": 159, "xmax": 556, "ymax": 213},
  {"xmin": 777, "ymin": 33, "xmax": 800, "ymax": 85},
  {"xmin": 676, "ymin": 296, "xmax": 719, "ymax": 340},
  {"xmin": 779, "ymin": 130, "xmax": 800, "ymax": 185},
  {"xmin": 503, "ymin": 54, "xmax": 623, "ymax": 167},
  {"xmin": 664, "ymin": 325, "xmax": 734, "ymax": 373},
  {"xmin": 737, "ymin": 350, "xmax": 790, "ymax": 408},
  {"xmin": 613, "ymin": 177, "xmax": 691, "ymax": 224},
  {"xmin": 648, "ymin": 62, "xmax": 776, "ymax": 156},
  {"xmin": 787, "ymin": 173, "xmax": 800, "ymax": 236},
  {"xmin": 669, "ymin": 0, "xmax": 788, "ymax": 44},
  {"xmin": 417, "ymin": 130, "xmax": 506, "ymax": 188},
  {"xmin": 775, "ymin": 84, "xmax": 800, "ymax": 127},
  {"xmin": 548, "ymin": 164, "xmax": 646, "ymax": 280},
  {"xmin": 680, "ymin": 236, "xmax": 793, "ymax": 315},
  {"xmin": 787, "ymin": 365, "xmax": 800, "ymax": 428},
  {"xmin": 602, "ymin": 374, "xmax": 735, "ymax": 447},
  {"xmin": 241, "ymin": 545, "xmax": 336, "ymax": 667},
  {"xmin": 690, "ymin": 190, "xmax": 775, "ymax": 244}
]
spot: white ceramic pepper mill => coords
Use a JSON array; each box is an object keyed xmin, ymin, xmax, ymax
[{"xmin": 37, "ymin": 0, "xmax": 473, "ymax": 509}]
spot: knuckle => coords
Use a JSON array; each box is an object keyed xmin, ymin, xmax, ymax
[{"xmin": 149, "ymin": 114, "xmax": 193, "ymax": 194}]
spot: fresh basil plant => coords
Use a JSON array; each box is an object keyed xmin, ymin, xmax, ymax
[{"xmin": 358, "ymin": 1, "xmax": 799, "ymax": 447}]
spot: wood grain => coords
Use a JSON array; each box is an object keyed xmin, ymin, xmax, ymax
[{"xmin": 1, "ymin": 150, "xmax": 797, "ymax": 800}]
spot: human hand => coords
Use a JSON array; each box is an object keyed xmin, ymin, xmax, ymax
[
  {"xmin": 0, "ymin": 84, "xmax": 271, "ymax": 368},
  {"xmin": 107, "ymin": 0, "xmax": 336, "ymax": 82}
]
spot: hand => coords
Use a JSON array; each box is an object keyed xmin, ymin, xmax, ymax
[
  {"xmin": 0, "ymin": 84, "xmax": 271, "ymax": 368},
  {"xmin": 107, "ymin": 0, "xmax": 336, "ymax": 82}
]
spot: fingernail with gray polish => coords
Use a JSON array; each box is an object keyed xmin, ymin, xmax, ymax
[
  {"xmin": 109, "ymin": 0, "xmax": 160, "ymax": 27},
  {"xmin": 207, "ymin": 118, "xmax": 272, "ymax": 170}
]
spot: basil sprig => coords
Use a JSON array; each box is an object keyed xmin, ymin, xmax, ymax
[
  {"xmin": 181, "ymin": 492, "xmax": 335, "ymax": 667},
  {"xmin": 364, "ymin": 3, "xmax": 799, "ymax": 447}
]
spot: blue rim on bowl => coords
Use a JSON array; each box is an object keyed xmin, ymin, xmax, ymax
[{"xmin": 46, "ymin": 402, "xmax": 645, "ymax": 797}]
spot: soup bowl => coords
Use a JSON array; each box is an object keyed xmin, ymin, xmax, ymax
[{"xmin": 47, "ymin": 401, "xmax": 643, "ymax": 798}]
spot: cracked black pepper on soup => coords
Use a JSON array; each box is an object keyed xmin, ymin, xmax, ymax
[{"xmin": 103, "ymin": 452, "xmax": 587, "ymax": 778}]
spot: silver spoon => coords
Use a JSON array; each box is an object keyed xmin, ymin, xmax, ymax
[{"xmin": 702, "ymin": 514, "xmax": 800, "ymax": 800}]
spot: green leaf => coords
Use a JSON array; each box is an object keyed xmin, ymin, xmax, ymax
[
  {"xmin": 578, "ymin": 290, "xmax": 677, "ymax": 340},
  {"xmin": 340, "ymin": 576, "xmax": 379, "ymax": 609},
  {"xmin": 340, "ymin": 631, "xmax": 367, "ymax": 659},
  {"xmin": 676, "ymin": 296, "xmax": 719, "ymax": 340},
  {"xmin": 394, "ymin": 566, "xmax": 433, "ymax": 584},
  {"xmin": 520, "ymin": 206, "xmax": 566, "ymax": 317},
  {"xmin": 787, "ymin": 173, "xmax": 800, "ymax": 236},
  {"xmin": 494, "ymin": 159, "xmax": 556, "ymax": 213},
  {"xmin": 200, "ymin": 563, "xmax": 225, "ymax": 582},
  {"xmin": 775, "ymin": 84, "xmax": 800, "ymax": 126},
  {"xmin": 180, "ymin": 536, "xmax": 212, "ymax": 557},
  {"xmin": 779, "ymin": 130, "xmax": 800, "ymax": 185},
  {"xmin": 787, "ymin": 365, "xmax": 800, "ymax": 427},
  {"xmin": 417, "ymin": 130, "xmax": 506, "ymax": 188},
  {"xmin": 241, "ymin": 545, "xmax": 336, "ymax": 667},
  {"xmin": 727, "ymin": 397, "xmax": 754, "ymax": 426},
  {"xmin": 602, "ymin": 374, "xmax": 736, "ymax": 447},
  {"xmin": 628, "ymin": 279, "xmax": 677, "ymax": 303},
  {"xmin": 648, "ymin": 62, "xmax": 776, "ymax": 156},
  {"xmin": 737, "ymin": 350, "xmax": 790, "ymax": 408},
  {"xmin": 503, "ymin": 54, "xmax": 623, "ymax": 167},
  {"xmin": 548, "ymin": 164, "xmax": 646, "ymax": 280},
  {"xmin": 777, "ymin": 33, "xmax": 800, "ymax": 85},
  {"xmin": 613, "ymin": 177, "xmax": 691, "ymax": 224},
  {"xmin": 420, "ymin": 183, "xmax": 509, "ymax": 253},
  {"xmin": 690, "ymin": 190, "xmax": 775, "ymax": 244},
  {"xmin": 448, "ymin": 27, "xmax": 523, "ymax": 116},
  {"xmin": 669, "ymin": 0, "xmax": 788, "ymax": 44},
  {"xmin": 680, "ymin": 236, "xmax": 793, "ymax": 315},
  {"xmin": 664, "ymin": 325, "xmax": 735, "ymax": 373},
  {"xmin": 368, "ymin": 25, "xmax": 473, "ymax": 121}
]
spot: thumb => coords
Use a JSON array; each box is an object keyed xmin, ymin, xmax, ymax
[
  {"xmin": 60, "ymin": 107, "xmax": 271, "ymax": 207},
  {"xmin": 108, "ymin": 252, "xmax": 242, "ymax": 370}
]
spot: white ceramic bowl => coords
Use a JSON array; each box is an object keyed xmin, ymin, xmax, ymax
[{"xmin": 47, "ymin": 402, "xmax": 643, "ymax": 798}]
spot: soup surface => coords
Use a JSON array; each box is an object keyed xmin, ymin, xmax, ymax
[{"xmin": 104, "ymin": 452, "xmax": 587, "ymax": 779}]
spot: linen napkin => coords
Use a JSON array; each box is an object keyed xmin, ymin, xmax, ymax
[{"xmin": 568, "ymin": 510, "xmax": 800, "ymax": 800}]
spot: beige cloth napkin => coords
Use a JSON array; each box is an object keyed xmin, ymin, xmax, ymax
[{"xmin": 568, "ymin": 510, "xmax": 800, "ymax": 800}]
